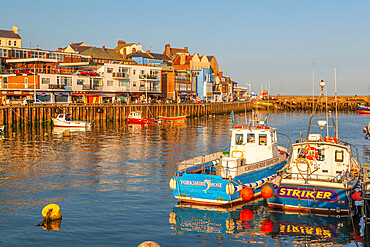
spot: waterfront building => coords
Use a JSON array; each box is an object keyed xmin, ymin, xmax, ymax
[
  {"xmin": 114, "ymin": 40, "xmax": 143, "ymax": 57},
  {"xmin": 163, "ymin": 44, "xmax": 189, "ymax": 59},
  {"xmin": 0, "ymin": 26, "xmax": 22, "ymax": 48}
]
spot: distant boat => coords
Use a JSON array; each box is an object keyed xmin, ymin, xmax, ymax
[
  {"xmin": 125, "ymin": 111, "xmax": 160, "ymax": 124},
  {"xmin": 159, "ymin": 115, "xmax": 186, "ymax": 123},
  {"xmin": 356, "ymin": 105, "xmax": 370, "ymax": 114},
  {"xmin": 52, "ymin": 114, "xmax": 91, "ymax": 128}
]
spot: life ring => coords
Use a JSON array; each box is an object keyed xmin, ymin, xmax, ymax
[
  {"xmin": 305, "ymin": 147, "xmax": 318, "ymax": 160},
  {"xmin": 295, "ymin": 158, "xmax": 311, "ymax": 180}
]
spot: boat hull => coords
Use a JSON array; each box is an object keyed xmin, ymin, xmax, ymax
[
  {"xmin": 52, "ymin": 118, "xmax": 90, "ymax": 128},
  {"xmin": 160, "ymin": 116, "xmax": 186, "ymax": 122},
  {"xmin": 268, "ymin": 182, "xmax": 354, "ymax": 214},
  {"xmin": 125, "ymin": 117, "xmax": 155, "ymax": 124},
  {"xmin": 356, "ymin": 110, "xmax": 370, "ymax": 115},
  {"xmin": 171, "ymin": 159, "xmax": 287, "ymax": 206}
]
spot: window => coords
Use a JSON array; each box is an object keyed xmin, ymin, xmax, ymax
[
  {"xmin": 235, "ymin": 134, "xmax": 243, "ymax": 145},
  {"xmin": 133, "ymin": 70, "xmax": 136, "ymax": 75},
  {"xmin": 3, "ymin": 77, "xmax": 8, "ymax": 88},
  {"xmin": 77, "ymin": 79, "xmax": 84, "ymax": 85},
  {"xmin": 24, "ymin": 77, "xmax": 28, "ymax": 88},
  {"xmin": 0, "ymin": 40, "xmax": 1, "ymax": 45},
  {"xmin": 14, "ymin": 41, "xmax": 16, "ymax": 46},
  {"xmin": 247, "ymin": 133, "xmax": 255, "ymax": 143},
  {"xmin": 107, "ymin": 80, "xmax": 113, "ymax": 86},
  {"xmin": 107, "ymin": 68, "xmax": 113, "ymax": 73},
  {"xmin": 335, "ymin": 150, "xmax": 344, "ymax": 162},
  {"xmin": 259, "ymin": 134, "xmax": 267, "ymax": 145},
  {"xmin": 42, "ymin": 78, "xmax": 50, "ymax": 84},
  {"xmin": 133, "ymin": 81, "xmax": 136, "ymax": 87},
  {"xmin": 8, "ymin": 41, "xmax": 11, "ymax": 46}
]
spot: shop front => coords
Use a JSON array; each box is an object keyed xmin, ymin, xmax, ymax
[{"xmin": 36, "ymin": 92, "xmax": 52, "ymax": 103}]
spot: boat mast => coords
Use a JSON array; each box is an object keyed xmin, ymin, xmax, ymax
[
  {"xmin": 335, "ymin": 67, "xmax": 338, "ymax": 140},
  {"xmin": 312, "ymin": 62, "xmax": 315, "ymax": 114}
]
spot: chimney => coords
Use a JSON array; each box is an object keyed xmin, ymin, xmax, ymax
[
  {"xmin": 12, "ymin": 25, "xmax": 18, "ymax": 34},
  {"xmin": 132, "ymin": 48, "xmax": 136, "ymax": 53},
  {"xmin": 219, "ymin": 71, "xmax": 223, "ymax": 76},
  {"xmin": 118, "ymin": 40, "xmax": 126, "ymax": 45},
  {"xmin": 184, "ymin": 47, "xmax": 188, "ymax": 53},
  {"xmin": 58, "ymin": 48, "xmax": 63, "ymax": 51},
  {"xmin": 146, "ymin": 50, "xmax": 151, "ymax": 55},
  {"xmin": 102, "ymin": 45, "xmax": 105, "ymax": 50}
]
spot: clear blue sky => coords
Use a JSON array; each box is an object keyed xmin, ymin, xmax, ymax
[{"xmin": 2, "ymin": 0, "xmax": 370, "ymax": 95}]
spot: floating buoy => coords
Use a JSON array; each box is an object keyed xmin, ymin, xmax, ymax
[
  {"xmin": 261, "ymin": 185, "xmax": 274, "ymax": 199},
  {"xmin": 240, "ymin": 187, "xmax": 254, "ymax": 201},
  {"xmin": 240, "ymin": 209, "xmax": 254, "ymax": 221},
  {"xmin": 42, "ymin": 203, "xmax": 62, "ymax": 221},
  {"xmin": 261, "ymin": 220, "xmax": 274, "ymax": 233},
  {"xmin": 138, "ymin": 241, "xmax": 161, "ymax": 247}
]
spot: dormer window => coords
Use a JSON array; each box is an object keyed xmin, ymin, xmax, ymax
[
  {"xmin": 8, "ymin": 41, "xmax": 11, "ymax": 46},
  {"xmin": 14, "ymin": 41, "xmax": 16, "ymax": 46}
]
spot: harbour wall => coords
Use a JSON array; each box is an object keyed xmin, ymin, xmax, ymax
[
  {"xmin": 0, "ymin": 101, "xmax": 252, "ymax": 129},
  {"xmin": 255, "ymin": 95, "xmax": 369, "ymax": 111}
]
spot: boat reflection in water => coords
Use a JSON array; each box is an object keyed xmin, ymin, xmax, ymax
[
  {"xmin": 169, "ymin": 200, "xmax": 357, "ymax": 245},
  {"xmin": 52, "ymin": 127, "xmax": 90, "ymax": 136}
]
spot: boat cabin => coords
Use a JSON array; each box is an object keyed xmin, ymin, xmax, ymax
[
  {"xmin": 220, "ymin": 125, "xmax": 280, "ymax": 178},
  {"xmin": 290, "ymin": 117, "xmax": 358, "ymax": 182},
  {"xmin": 56, "ymin": 114, "xmax": 72, "ymax": 122},
  {"xmin": 127, "ymin": 111, "xmax": 142, "ymax": 119}
]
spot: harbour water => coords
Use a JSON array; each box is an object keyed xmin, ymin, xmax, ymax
[{"xmin": 0, "ymin": 111, "xmax": 368, "ymax": 246}]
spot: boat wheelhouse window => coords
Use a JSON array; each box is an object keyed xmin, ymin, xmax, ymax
[
  {"xmin": 259, "ymin": 134, "xmax": 267, "ymax": 146},
  {"xmin": 316, "ymin": 149, "xmax": 325, "ymax": 161},
  {"xmin": 247, "ymin": 133, "xmax": 255, "ymax": 143},
  {"xmin": 235, "ymin": 134, "xmax": 243, "ymax": 145},
  {"xmin": 335, "ymin": 150, "xmax": 344, "ymax": 162}
]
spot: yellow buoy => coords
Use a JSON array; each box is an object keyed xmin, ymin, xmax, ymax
[
  {"xmin": 42, "ymin": 204, "xmax": 62, "ymax": 221},
  {"xmin": 62, "ymin": 130, "xmax": 71, "ymax": 137}
]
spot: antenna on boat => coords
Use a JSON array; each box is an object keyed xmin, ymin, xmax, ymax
[
  {"xmin": 312, "ymin": 62, "xmax": 315, "ymax": 114},
  {"xmin": 335, "ymin": 67, "xmax": 338, "ymax": 140}
]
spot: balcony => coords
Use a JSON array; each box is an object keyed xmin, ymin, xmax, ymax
[
  {"xmin": 175, "ymin": 76, "xmax": 190, "ymax": 82},
  {"xmin": 139, "ymin": 75, "xmax": 159, "ymax": 80},
  {"xmin": 138, "ymin": 86, "xmax": 160, "ymax": 92},
  {"xmin": 49, "ymin": 84, "xmax": 66, "ymax": 89},
  {"xmin": 112, "ymin": 72, "xmax": 129, "ymax": 79}
]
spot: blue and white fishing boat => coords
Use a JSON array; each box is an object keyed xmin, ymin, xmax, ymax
[
  {"xmin": 267, "ymin": 112, "xmax": 361, "ymax": 215},
  {"xmin": 169, "ymin": 113, "xmax": 291, "ymax": 206}
]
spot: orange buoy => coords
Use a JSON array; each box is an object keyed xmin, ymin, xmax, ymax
[
  {"xmin": 240, "ymin": 209, "xmax": 254, "ymax": 221},
  {"xmin": 261, "ymin": 185, "xmax": 274, "ymax": 199},
  {"xmin": 240, "ymin": 187, "xmax": 254, "ymax": 201},
  {"xmin": 261, "ymin": 220, "xmax": 274, "ymax": 233}
]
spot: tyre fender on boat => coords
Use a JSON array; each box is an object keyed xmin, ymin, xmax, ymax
[
  {"xmin": 226, "ymin": 182, "xmax": 236, "ymax": 195},
  {"xmin": 169, "ymin": 177, "xmax": 177, "ymax": 190}
]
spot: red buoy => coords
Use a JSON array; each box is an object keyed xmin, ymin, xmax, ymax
[
  {"xmin": 261, "ymin": 185, "xmax": 274, "ymax": 199},
  {"xmin": 261, "ymin": 220, "xmax": 274, "ymax": 233},
  {"xmin": 240, "ymin": 209, "xmax": 254, "ymax": 221},
  {"xmin": 241, "ymin": 187, "xmax": 254, "ymax": 201}
]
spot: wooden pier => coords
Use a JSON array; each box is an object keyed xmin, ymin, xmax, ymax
[{"xmin": 0, "ymin": 101, "xmax": 252, "ymax": 130}]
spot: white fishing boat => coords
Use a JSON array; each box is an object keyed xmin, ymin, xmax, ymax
[
  {"xmin": 169, "ymin": 113, "xmax": 291, "ymax": 206},
  {"xmin": 268, "ymin": 79, "xmax": 361, "ymax": 215},
  {"xmin": 51, "ymin": 114, "xmax": 91, "ymax": 128}
]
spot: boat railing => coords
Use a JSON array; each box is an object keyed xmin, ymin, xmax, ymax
[
  {"xmin": 177, "ymin": 151, "xmax": 225, "ymax": 173},
  {"xmin": 286, "ymin": 172, "xmax": 346, "ymax": 183},
  {"xmin": 234, "ymin": 153, "xmax": 288, "ymax": 177},
  {"xmin": 277, "ymin": 133, "xmax": 292, "ymax": 153}
]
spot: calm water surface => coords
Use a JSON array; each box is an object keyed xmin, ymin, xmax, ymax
[{"xmin": 0, "ymin": 111, "xmax": 369, "ymax": 247}]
